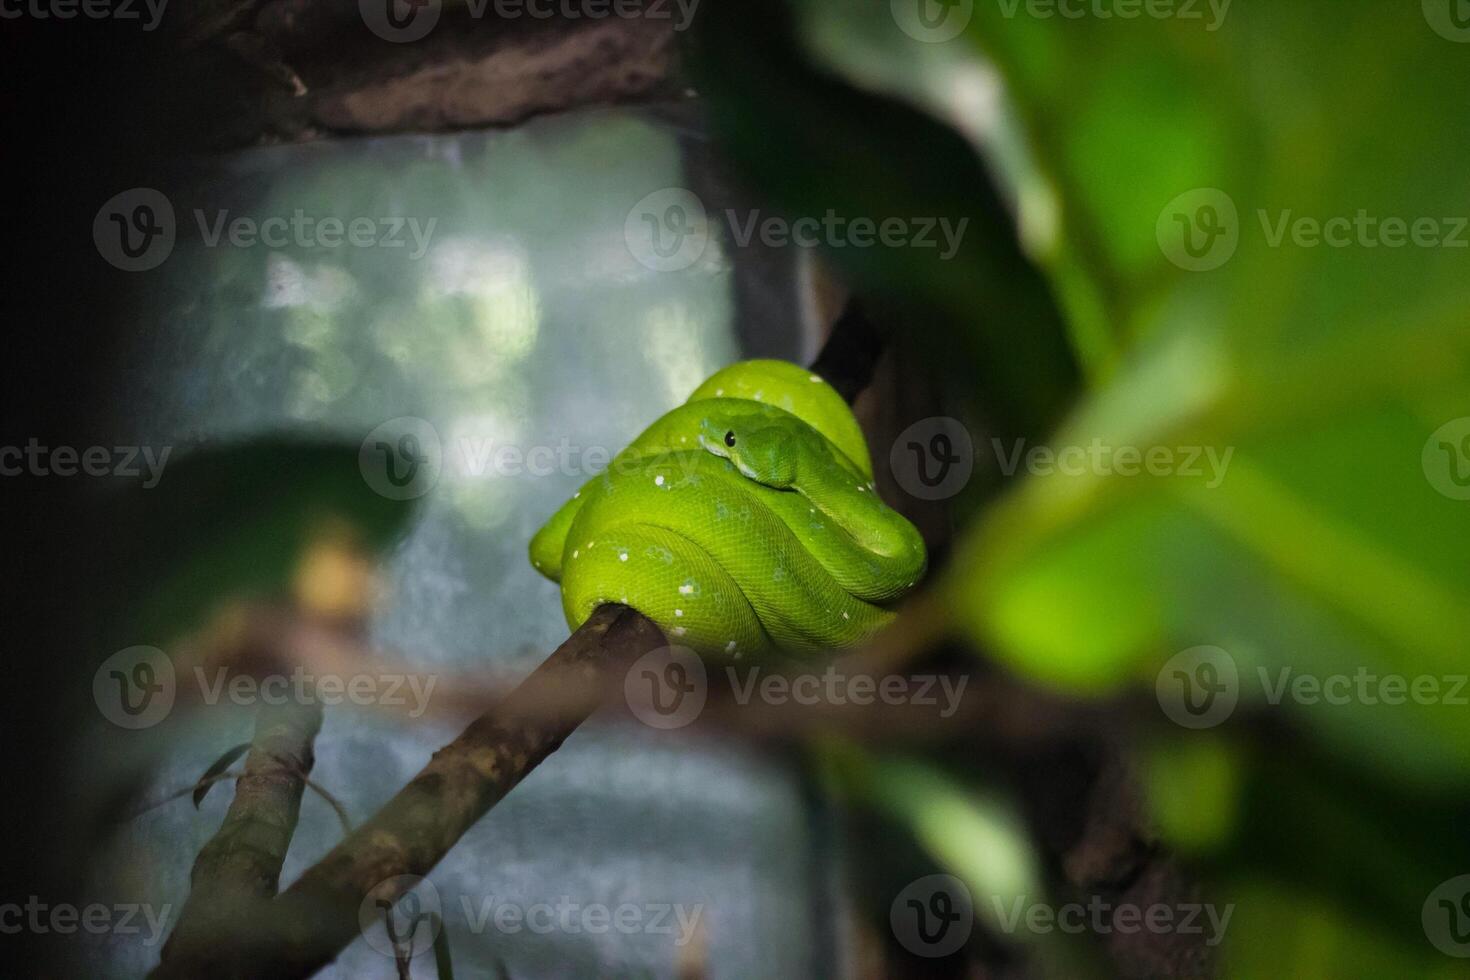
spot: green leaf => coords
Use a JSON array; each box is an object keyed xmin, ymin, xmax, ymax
[
  {"xmin": 110, "ymin": 436, "xmax": 419, "ymax": 645},
  {"xmin": 910, "ymin": 0, "xmax": 1470, "ymax": 785},
  {"xmin": 814, "ymin": 737, "xmax": 1042, "ymax": 936},
  {"xmin": 689, "ymin": 0, "xmax": 1082, "ymax": 441}
]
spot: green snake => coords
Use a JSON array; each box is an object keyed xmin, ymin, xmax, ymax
[{"xmin": 529, "ymin": 360, "xmax": 926, "ymax": 658}]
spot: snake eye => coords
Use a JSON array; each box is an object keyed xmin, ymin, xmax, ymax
[{"xmin": 724, "ymin": 430, "xmax": 737, "ymax": 448}]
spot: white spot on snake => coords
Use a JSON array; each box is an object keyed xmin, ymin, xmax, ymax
[
  {"xmin": 674, "ymin": 608, "xmax": 683, "ymax": 617},
  {"xmin": 679, "ymin": 584, "xmax": 693, "ymax": 595},
  {"xmin": 573, "ymin": 491, "xmax": 580, "ymax": 498},
  {"xmin": 654, "ymin": 475, "xmax": 665, "ymax": 487},
  {"xmin": 618, "ymin": 551, "xmax": 628, "ymax": 562},
  {"xmin": 673, "ymin": 626, "xmax": 687, "ymax": 636},
  {"xmin": 809, "ymin": 374, "xmax": 821, "ymax": 382},
  {"xmin": 754, "ymin": 389, "xmax": 764, "ymax": 400},
  {"xmin": 842, "ymin": 611, "xmax": 849, "ymax": 620},
  {"xmin": 725, "ymin": 640, "xmax": 737, "ymax": 653},
  {"xmin": 571, "ymin": 549, "xmax": 579, "ymax": 559},
  {"xmin": 715, "ymin": 388, "xmax": 724, "ymax": 396}
]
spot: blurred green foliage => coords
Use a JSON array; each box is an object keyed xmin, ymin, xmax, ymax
[
  {"xmin": 119, "ymin": 439, "xmax": 417, "ymax": 643},
  {"xmin": 694, "ymin": 0, "xmax": 1470, "ymax": 974}
]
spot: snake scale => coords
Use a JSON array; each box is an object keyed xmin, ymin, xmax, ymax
[{"xmin": 529, "ymin": 360, "xmax": 926, "ymax": 658}]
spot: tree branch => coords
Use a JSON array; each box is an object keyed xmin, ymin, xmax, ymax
[
  {"xmin": 150, "ymin": 307, "xmax": 888, "ymax": 980},
  {"xmin": 155, "ymin": 698, "xmax": 323, "ymax": 973}
]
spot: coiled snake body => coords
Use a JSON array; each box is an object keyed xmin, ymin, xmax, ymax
[{"xmin": 529, "ymin": 360, "xmax": 926, "ymax": 658}]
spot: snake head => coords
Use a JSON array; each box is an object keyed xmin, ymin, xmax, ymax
[{"xmin": 697, "ymin": 412, "xmax": 799, "ymax": 489}]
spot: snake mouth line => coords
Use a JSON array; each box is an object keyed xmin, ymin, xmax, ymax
[{"xmin": 694, "ymin": 432, "xmax": 771, "ymax": 485}]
